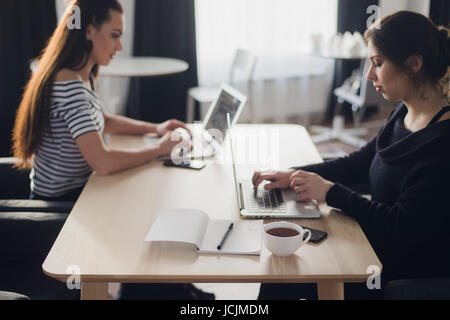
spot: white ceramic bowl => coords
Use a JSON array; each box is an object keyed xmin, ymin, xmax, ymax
[{"xmin": 263, "ymin": 221, "xmax": 311, "ymax": 257}]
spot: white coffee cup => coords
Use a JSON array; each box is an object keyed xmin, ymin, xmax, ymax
[{"xmin": 263, "ymin": 222, "xmax": 312, "ymax": 257}]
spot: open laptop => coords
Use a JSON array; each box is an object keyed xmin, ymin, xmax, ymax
[
  {"xmin": 144, "ymin": 83, "xmax": 247, "ymax": 160},
  {"xmin": 226, "ymin": 114, "xmax": 321, "ymax": 219}
]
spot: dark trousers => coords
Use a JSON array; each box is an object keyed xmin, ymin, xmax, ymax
[
  {"xmin": 258, "ymin": 282, "xmax": 384, "ymax": 300},
  {"xmin": 120, "ymin": 283, "xmax": 214, "ymax": 300}
]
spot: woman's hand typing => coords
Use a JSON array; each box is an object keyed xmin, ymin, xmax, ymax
[
  {"xmin": 289, "ymin": 170, "xmax": 334, "ymax": 203},
  {"xmin": 252, "ymin": 169, "xmax": 296, "ymax": 190}
]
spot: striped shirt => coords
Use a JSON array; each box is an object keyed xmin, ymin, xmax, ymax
[{"xmin": 30, "ymin": 80, "xmax": 105, "ymax": 197}]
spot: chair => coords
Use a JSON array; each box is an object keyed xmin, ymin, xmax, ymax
[
  {"xmin": 186, "ymin": 49, "xmax": 257, "ymax": 123},
  {"xmin": 0, "ymin": 157, "xmax": 78, "ymax": 300},
  {"xmin": 311, "ymin": 59, "xmax": 395, "ymax": 148}
]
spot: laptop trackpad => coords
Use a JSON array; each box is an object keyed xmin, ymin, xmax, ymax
[{"xmin": 282, "ymin": 189, "xmax": 321, "ymax": 216}]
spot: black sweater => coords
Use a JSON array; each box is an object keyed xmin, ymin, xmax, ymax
[{"xmin": 297, "ymin": 104, "xmax": 450, "ymax": 281}]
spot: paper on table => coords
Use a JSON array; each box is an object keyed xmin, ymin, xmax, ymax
[{"xmin": 199, "ymin": 219, "xmax": 263, "ymax": 255}]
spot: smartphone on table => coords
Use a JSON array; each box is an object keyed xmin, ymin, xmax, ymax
[
  {"xmin": 301, "ymin": 226, "xmax": 327, "ymax": 243},
  {"xmin": 163, "ymin": 160, "xmax": 206, "ymax": 170}
]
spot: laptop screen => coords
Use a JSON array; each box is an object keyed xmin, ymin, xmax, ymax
[{"xmin": 204, "ymin": 88, "xmax": 244, "ymax": 140}]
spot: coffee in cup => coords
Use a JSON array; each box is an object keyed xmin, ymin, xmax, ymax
[
  {"xmin": 266, "ymin": 227, "xmax": 300, "ymax": 237},
  {"xmin": 263, "ymin": 222, "xmax": 311, "ymax": 257}
]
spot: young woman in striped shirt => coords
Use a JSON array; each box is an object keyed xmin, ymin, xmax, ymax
[
  {"xmin": 12, "ymin": 0, "xmax": 189, "ymax": 202},
  {"xmin": 12, "ymin": 0, "xmax": 215, "ymax": 300}
]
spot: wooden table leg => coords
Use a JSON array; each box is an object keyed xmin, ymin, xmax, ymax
[
  {"xmin": 81, "ymin": 282, "xmax": 109, "ymax": 300},
  {"xmin": 317, "ymin": 281, "xmax": 344, "ymax": 300}
]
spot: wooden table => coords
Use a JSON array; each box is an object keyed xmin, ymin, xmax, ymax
[{"xmin": 42, "ymin": 124, "xmax": 381, "ymax": 300}]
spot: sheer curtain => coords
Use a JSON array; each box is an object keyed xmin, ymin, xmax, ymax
[{"xmin": 195, "ymin": 0, "xmax": 338, "ymax": 123}]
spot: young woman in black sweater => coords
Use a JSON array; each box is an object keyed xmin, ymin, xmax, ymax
[{"xmin": 254, "ymin": 11, "xmax": 450, "ymax": 299}]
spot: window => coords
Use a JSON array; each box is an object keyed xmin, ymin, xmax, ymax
[{"xmin": 195, "ymin": 0, "xmax": 338, "ymax": 86}]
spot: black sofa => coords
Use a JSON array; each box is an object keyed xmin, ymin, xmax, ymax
[{"xmin": 0, "ymin": 158, "xmax": 79, "ymax": 300}]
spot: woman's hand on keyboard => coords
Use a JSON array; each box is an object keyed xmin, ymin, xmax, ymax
[
  {"xmin": 252, "ymin": 169, "xmax": 296, "ymax": 191},
  {"xmin": 290, "ymin": 170, "xmax": 335, "ymax": 203},
  {"xmin": 156, "ymin": 119, "xmax": 191, "ymax": 137}
]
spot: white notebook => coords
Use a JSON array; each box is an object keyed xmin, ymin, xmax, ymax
[{"xmin": 145, "ymin": 209, "xmax": 263, "ymax": 255}]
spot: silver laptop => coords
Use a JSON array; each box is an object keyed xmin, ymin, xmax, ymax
[
  {"xmin": 144, "ymin": 83, "xmax": 247, "ymax": 160},
  {"xmin": 226, "ymin": 114, "xmax": 321, "ymax": 219}
]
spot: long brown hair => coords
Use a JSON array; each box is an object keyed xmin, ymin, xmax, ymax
[{"xmin": 12, "ymin": 0, "xmax": 123, "ymax": 169}]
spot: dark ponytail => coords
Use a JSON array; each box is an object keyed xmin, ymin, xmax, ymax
[
  {"xmin": 433, "ymin": 27, "xmax": 450, "ymax": 80},
  {"xmin": 439, "ymin": 27, "xmax": 450, "ymax": 66},
  {"xmin": 436, "ymin": 27, "xmax": 450, "ymax": 102}
]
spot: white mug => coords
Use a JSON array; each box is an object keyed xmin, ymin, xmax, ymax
[{"xmin": 263, "ymin": 221, "xmax": 311, "ymax": 257}]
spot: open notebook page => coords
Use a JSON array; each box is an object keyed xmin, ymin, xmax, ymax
[
  {"xmin": 199, "ymin": 219, "xmax": 263, "ymax": 255},
  {"xmin": 145, "ymin": 209, "xmax": 208, "ymax": 249}
]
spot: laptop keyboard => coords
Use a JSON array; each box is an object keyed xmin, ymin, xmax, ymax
[{"xmin": 247, "ymin": 185, "xmax": 287, "ymax": 213}]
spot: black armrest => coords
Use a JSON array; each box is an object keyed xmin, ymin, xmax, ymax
[
  {"xmin": 0, "ymin": 291, "xmax": 30, "ymax": 300},
  {"xmin": 0, "ymin": 200, "xmax": 74, "ymax": 213},
  {"xmin": 0, "ymin": 211, "xmax": 68, "ymax": 262},
  {"xmin": 0, "ymin": 158, "xmax": 30, "ymax": 199},
  {"xmin": 384, "ymin": 278, "xmax": 450, "ymax": 300}
]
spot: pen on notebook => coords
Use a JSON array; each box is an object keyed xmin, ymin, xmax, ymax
[{"xmin": 217, "ymin": 223, "xmax": 234, "ymax": 250}]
